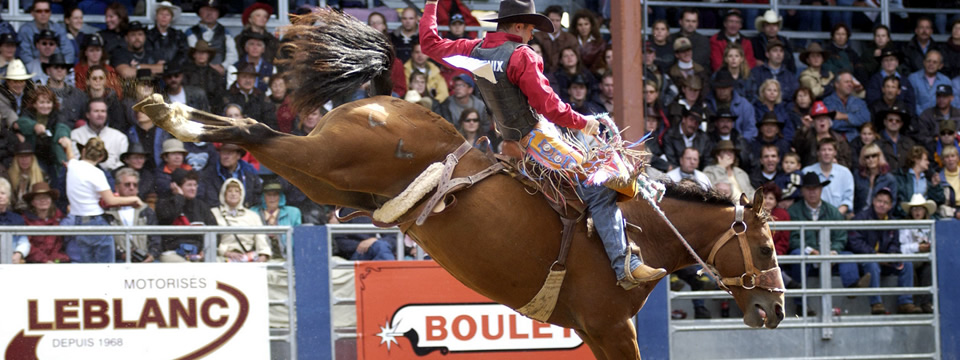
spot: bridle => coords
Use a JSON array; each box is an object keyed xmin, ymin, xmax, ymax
[{"xmin": 689, "ymin": 203, "xmax": 786, "ymax": 294}]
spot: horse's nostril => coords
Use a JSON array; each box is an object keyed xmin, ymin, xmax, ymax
[{"xmin": 775, "ymin": 304, "xmax": 785, "ymax": 321}]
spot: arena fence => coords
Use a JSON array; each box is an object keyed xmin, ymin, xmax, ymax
[
  {"xmin": 666, "ymin": 220, "xmax": 941, "ymax": 360},
  {"xmin": 0, "ymin": 225, "xmax": 296, "ymax": 360}
]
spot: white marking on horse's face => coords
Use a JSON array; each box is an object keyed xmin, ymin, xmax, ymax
[{"xmin": 362, "ymin": 103, "xmax": 388, "ymax": 127}]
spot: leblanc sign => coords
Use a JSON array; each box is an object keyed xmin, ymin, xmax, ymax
[{"xmin": 1, "ymin": 264, "xmax": 269, "ymax": 360}]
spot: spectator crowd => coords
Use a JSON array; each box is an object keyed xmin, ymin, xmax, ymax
[{"xmin": 0, "ymin": 0, "xmax": 947, "ymax": 318}]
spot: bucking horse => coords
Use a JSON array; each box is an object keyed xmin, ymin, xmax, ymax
[{"xmin": 133, "ymin": 10, "xmax": 785, "ymax": 359}]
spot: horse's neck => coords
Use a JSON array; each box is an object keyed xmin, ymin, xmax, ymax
[{"xmin": 635, "ymin": 197, "xmax": 734, "ymax": 273}]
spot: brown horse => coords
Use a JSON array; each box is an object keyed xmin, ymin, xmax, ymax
[{"xmin": 133, "ymin": 11, "xmax": 784, "ymax": 359}]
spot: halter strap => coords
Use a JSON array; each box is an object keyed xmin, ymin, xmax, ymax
[{"xmin": 704, "ymin": 203, "xmax": 786, "ymax": 293}]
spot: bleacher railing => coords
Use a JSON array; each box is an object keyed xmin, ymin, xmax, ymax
[{"xmin": 668, "ymin": 219, "xmax": 940, "ymax": 360}]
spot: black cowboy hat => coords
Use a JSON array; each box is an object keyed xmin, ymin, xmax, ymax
[
  {"xmin": 82, "ymin": 34, "xmax": 104, "ymax": 49},
  {"xmin": 874, "ymin": 105, "xmax": 912, "ymax": 129},
  {"xmin": 757, "ymin": 111, "xmax": 784, "ymax": 129},
  {"xmin": 0, "ymin": 33, "xmax": 18, "ymax": 45},
  {"xmin": 682, "ymin": 106, "xmax": 706, "ymax": 121},
  {"xmin": 120, "ymin": 143, "xmax": 149, "ymax": 162},
  {"xmin": 800, "ymin": 172, "xmax": 830, "ymax": 188},
  {"xmin": 136, "ymin": 69, "xmax": 155, "ymax": 82},
  {"xmin": 239, "ymin": 31, "xmax": 267, "ymax": 48},
  {"xmin": 219, "ymin": 143, "xmax": 247, "ymax": 157},
  {"xmin": 712, "ymin": 70, "xmax": 736, "ymax": 89},
  {"xmin": 14, "ymin": 140, "xmax": 34, "ymax": 155},
  {"xmin": 41, "ymin": 53, "xmax": 71, "ymax": 71},
  {"xmin": 710, "ymin": 109, "xmax": 736, "ymax": 122},
  {"xmin": 34, "ymin": 29, "xmax": 57, "ymax": 44},
  {"xmin": 483, "ymin": 0, "xmax": 555, "ymax": 34},
  {"xmin": 162, "ymin": 61, "xmax": 183, "ymax": 77},
  {"xmin": 875, "ymin": 48, "xmax": 902, "ymax": 62},
  {"xmin": 125, "ymin": 21, "xmax": 148, "ymax": 35}
]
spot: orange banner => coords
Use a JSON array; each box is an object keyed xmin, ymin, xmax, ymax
[{"xmin": 355, "ymin": 261, "xmax": 591, "ymax": 359}]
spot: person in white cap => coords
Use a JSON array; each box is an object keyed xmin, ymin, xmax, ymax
[{"xmin": 0, "ymin": 59, "xmax": 35, "ymax": 127}]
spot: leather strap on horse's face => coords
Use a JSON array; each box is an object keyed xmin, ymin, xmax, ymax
[{"xmin": 705, "ymin": 204, "xmax": 786, "ymax": 294}]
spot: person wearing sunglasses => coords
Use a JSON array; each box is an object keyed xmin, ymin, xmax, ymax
[
  {"xmin": 934, "ymin": 120, "xmax": 960, "ymax": 169},
  {"xmin": 918, "ymin": 84, "xmax": 960, "ymax": 155},
  {"xmin": 104, "ymin": 167, "xmax": 161, "ymax": 263},
  {"xmin": 16, "ymin": 0, "xmax": 74, "ymax": 66}
]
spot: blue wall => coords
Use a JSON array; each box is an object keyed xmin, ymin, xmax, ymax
[
  {"xmin": 937, "ymin": 221, "xmax": 960, "ymax": 360},
  {"xmin": 293, "ymin": 226, "xmax": 332, "ymax": 360}
]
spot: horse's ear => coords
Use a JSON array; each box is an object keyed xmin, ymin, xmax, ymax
[
  {"xmin": 752, "ymin": 189, "xmax": 766, "ymax": 215},
  {"xmin": 739, "ymin": 192, "xmax": 750, "ymax": 208}
]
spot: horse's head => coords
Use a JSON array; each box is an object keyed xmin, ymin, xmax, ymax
[{"xmin": 709, "ymin": 190, "xmax": 785, "ymax": 329}]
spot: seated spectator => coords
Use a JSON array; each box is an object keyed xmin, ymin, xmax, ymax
[
  {"xmin": 666, "ymin": 147, "xmax": 711, "ymax": 191},
  {"xmin": 666, "ymin": 77, "xmax": 708, "ymax": 125},
  {"xmin": 405, "ymin": 71, "xmax": 435, "ymax": 109},
  {"xmin": 155, "ymin": 138, "xmax": 192, "ymax": 199},
  {"xmin": 16, "ymin": 85, "xmax": 70, "ymax": 178},
  {"xmin": 898, "ymin": 194, "xmax": 935, "ymax": 313},
  {"xmin": 754, "ymin": 79, "xmax": 795, "ymax": 142},
  {"xmin": 593, "ymin": 72, "xmax": 614, "ymax": 114},
  {"xmin": 714, "ymin": 44, "xmax": 756, "ymax": 103},
  {"xmin": 330, "ymin": 208, "xmax": 397, "ymax": 261},
  {"xmin": 847, "ymin": 187, "xmax": 923, "ymax": 314},
  {"xmin": 227, "ymin": 32, "xmax": 274, "ymax": 93},
  {"xmin": 752, "ymin": 111, "xmax": 792, "ymax": 160},
  {"xmin": 84, "ymin": 66, "xmax": 130, "ymax": 129},
  {"xmin": 649, "ymin": 20, "xmax": 674, "ymax": 73},
  {"xmin": 850, "ymin": 122, "xmax": 879, "ymax": 170},
  {"xmin": 802, "ymin": 137, "xmax": 855, "ymax": 216},
  {"xmin": 147, "ymin": 1, "xmax": 188, "ymax": 68},
  {"xmin": 664, "ymin": 107, "xmax": 712, "ymax": 169},
  {"xmin": 0, "ymin": 177, "xmax": 30, "ymax": 263},
  {"xmin": 63, "ymin": 8, "xmax": 98, "ymax": 61},
  {"xmin": 117, "ymin": 142, "xmax": 157, "ymax": 201},
  {"xmin": 788, "ymin": 172, "xmax": 860, "ymax": 316},
  {"xmin": 644, "ymin": 80, "xmax": 669, "ymax": 131},
  {"xmin": 443, "ymin": 13, "xmax": 472, "ymax": 41},
  {"xmin": 759, "ymin": 181, "xmax": 800, "ymax": 289},
  {"xmin": 708, "ymin": 110, "xmax": 753, "ymax": 170},
  {"xmin": 0, "ymin": 60, "xmax": 36, "ymax": 127},
  {"xmin": 798, "ymin": 43, "xmax": 835, "ymax": 99},
  {"xmin": 74, "ymin": 35, "xmax": 122, "ymax": 97},
  {"xmin": 185, "ymin": 0, "xmax": 237, "ymax": 77},
  {"xmin": 250, "ymin": 181, "xmax": 301, "ymax": 256},
  {"xmin": 268, "ymin": 74, "xmax": 296, "ymax": 134},
  {"xmin": 293, "ymin": 108, "xmax": 322, "ymax": 136},
  {"xmin": 24, "ymin": 29, "xmax": 61, "ymax": 84},
  {"xmin": 162, "ymin": 62, "xmax": 210, "ymax": 112},
  {"xmin": 112, "ymin": 21, "xmax": 162, "ymax": 80},
  {"xmin": 918, "ymin": 84, "xmax": 960, "ymax": 155},
  {"xmin": 937, "ymin": 146, "xmax": 960, "ymax": 219},
  {"xmin": 390, "ymin": 7, "xmax": 419, "ymax": 63},
  {"xmin": 199, "ymin": 143, "xmax": 262, "ymax": 209},
  {"xmin": 854, "ymin": 143, "xmax": 898, "ymax": 214},
  {"xmin": 97, "ymin": 3, "xmax": 128, "ymax": 58},
  {"xmin": 903, "ymin": 17, "xmax": 939, "ymax": 75},
  {"xmin": 935, "ymin": 120, "xmax": 960, "ymax": 168},
  {"xmin": 182, "ymin": 40, "xmax": 226, "ymax": 113},
  {"xmin": 566, "ymin": 75, "xmax": 605, "ymax": 116},
  {"xmin": 944, "ymin": 20, "xmax": 960, "ymax": 78},
  {"xmin": 750, "ymin": 39, "xmax": 798, "ymax": 105},
  {"xmin": 870, "ymin": 76, "xmax": 913, "ymax": 126},
  {"xmin": 668, "ymin": 38, "xmax": 710, "ymax": 99},
  {"xmin": 70, "ymin": 99, "xmax": 128, "ymax": 171},
  {"xmin": 551, "ymin": 46, "xmax": 599, "ymax": 103},
  {"xmin": 857, "ymin": 26, "xmax": 894, "ymax": 81},
  {"xmin": 17, "ymin": 0, "xmax": 74, "ymax": 65},
  {"xmin": 866, "ymin": 50, "xmax": 916, "ymax": 113},
  {"xmin": 457, "ymin": 108, "xmax": 491, "ymax": 150},
  {"xmin": 212, "ymin": 178, "xmax": 270, "ymax": 262},
  {"xmin": 707, "ymin": 71, "xmax": 757, "ymax": 141},
  {"xmin": 750, "ymin": 143, "xmax": 790, "ymax": 190},
  {"xmin": 405, "ymin": 41, "xmax": 452, "ymax": 103},
  {"xmin": 0, "ymin": 33, "xmax": 18, "ymax": 76},
  {"xmin": 236, "ymin": 3, "xmax": 278, "ymax": 63},
  {"xmin": 780, "ymin": 152, "xmax": 804, "ymax": 207},
  {"xmin": 823, "ymin": 24, "xmax": 859, "ymax": 75},
  {"xmin": 709, "ymin": 10, "xmax": 756, "ymax": 72},
  {"xmin": 226, "ymin": 63, "xmax": 277, "ymax": 130},
  {"xmin": 61, "ymin": 137, "xmax": 143, "ymax": 263},
  {"xmin": 877, "ymin": 105, "xmax": 916, "ymax": 170},
  {"xmin": 21, "ymin": 181, "xmax": 67, "ymax": 263},
  {"xmin": 127, "ymin": 108, "xmax": 168, "ymax": 171},
  {"xmin": 105, "ymin": 167, "xmax": 160, "ymax": 263},
  {"xmin": 570, "ymin": 9, "xmax": 606, "ymax": 71},
  {"xmin": 644, "ymin": 106, "xmax": 670, "ymax": 172},
  {"xmin": 156, "ymin": 169, "xmax": 216, "ymax": 262},
  {"xmin": 43, "ymin": 54, "xmax": 86, "ymax": 127},
  {"xmin": 367, "ymin": 11, "xmax": 388, "ymax": 35},
  {"xmin": 893, "ymin": 146, "xmax": 945, "ymax": 217},
  {"xmin": 643, "ymin": 42, "xmax": 677, "ymax": 106},
  {"xmin": 704, "ymin": 140, "xmax": 755, "ymax": 200},
  {"xmin": 751, "ymin": 11, "xmax": 797, "ymax": 74},
  {"xmin": 9, "ymin": 141, "xmax": 49, "ymax": 212},
  {"xmin": 793, "ymin": 101, "xmax": 853, "ymax": 168},
  {"xmin": 434, "ymin": 74, "xmax": 486, "ymax": 129},
  {"xmin": 909, "ymin": 50, "xmax": 957, "ymax": 115},
  {"xmin": 532, "ymin": 5, "xmax": 577, "ymax": 73},
  {"xmin": 787, "ymin": 87, "xmax": 814, "ymax": 133},
  {"xmin": 823, "ymin": 72, "xmax": 870, "ymax": 140}
]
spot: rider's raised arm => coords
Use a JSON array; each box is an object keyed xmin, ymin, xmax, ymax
[
  {"xmin": 507, "ymin": 46, "xmax": 588, "ymax": 130},
  {"xmin": 419, "ymin": 2, "xmax": 482, "ymax": 63}
]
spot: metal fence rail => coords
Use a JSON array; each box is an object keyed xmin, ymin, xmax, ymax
[
  {"xmin": 667, "ymin": 219, "xmax": 940, "ymax": 360},
  {"xmin": 0, "ymin": 225, "xmax": 297, "ymax": 360}
]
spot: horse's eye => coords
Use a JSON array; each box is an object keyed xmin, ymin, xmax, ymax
[{"xmin": 759, "ymin": 246, "xmax": 773, "ymax": 256}]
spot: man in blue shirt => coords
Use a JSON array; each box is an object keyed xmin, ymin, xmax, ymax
[
  {"xmin": 16, "ymin": 0, "xmax": 74, "ymax": 65},
  {"xmin": 908, "ymin": 50, "xmax": 960, "ymax": 115},
  {"xmin": 865, "ymin": 49, "xmax": 916, "ymax": 113},
  {"xmin": 707, "ymin": 71, "xmax": 757, "ymax": 141},
  {"xmin": 822, "ymin": 71, "xmax": 870, "ymax": 141},
  {"xmin": 749, "ymin": 39, "xmax": 797, "ymax": 103},
  {"xmin": 802, "ymin": 137, "xmax": 855, "ymax": 217}
]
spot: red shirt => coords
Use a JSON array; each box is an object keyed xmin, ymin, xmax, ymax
[{"xmin": 418, "ymin": 3, "xmax": 587, "ymax": 130}]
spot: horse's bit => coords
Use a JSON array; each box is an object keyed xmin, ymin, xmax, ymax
[{"xmin": 703, "ymin": 204, "xmax": 786, "ymax": 294}]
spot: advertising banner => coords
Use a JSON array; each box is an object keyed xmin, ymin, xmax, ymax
[
  {"xmin": 355, "ymin": 261, "xmax": 591, "ymax": 359},
  {"xmin": 0, "ymin": 263, "xmax": 269, "ymax": 360}
]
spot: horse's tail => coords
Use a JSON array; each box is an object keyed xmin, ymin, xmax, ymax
[{"xmin": 279, "ymin": 9, "xmax": 394, "ymax": 114}]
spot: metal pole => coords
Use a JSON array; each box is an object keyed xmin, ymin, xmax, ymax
[
  {"xmin": 611, "ymin": 0, "xmax": 646, "ymax": 141},
  {"xmin": 771, "ymin": 0, "xmax": 779, "ymax": 13},
  {"xmin": 204, "ymin": 232, "xmax": 217, "ymax": 263},
  {"xmin": 0, "ymin": 232, "xmax": 11, "ymax": 264},
  {"xmin": 125, "ymin": 232, "xmax": 132, "ymax": 263},
  {"xmin": 930, "ymin": 222, "xmax": 941, "ymax": 360},
  {"xmin": 819, "ymin": 228, "xmax": 833, "ymax": 340},
  {"xmin": 880, "ymin": 0, "xmax": 890, "ymax": 28},
  {"xmin": 286, "ymin": 227, "xmax": 297, "ymax": 360}
]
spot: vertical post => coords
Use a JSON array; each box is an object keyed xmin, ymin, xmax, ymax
[
  {"xmin": 880, "ymin": 0, "xmax": 890, "ymax": 27},
  {"xmin": 611, "ymin": 0, "xmax": 646, "ymax": 140},
  {"xmin": 771, "ymin": 0, "xmax": 779, "ymax": 13},
  {"xmin": 285, "ymin": 227, "xmax": 297, "ymax": 360},
  {"xmin": 125, "ymin": 231, "xmax": 132, "ymax": 263},
  {"xmin": 818, "ymin": 227, "xmax": 833, "ymax": 340},
  {"xmin": 0, "ymin": 232, "xmax": 11, "ymax": 264},
  {"xmin": 204, "ymin": 231, "xmax": 217, "ymax": 263}
]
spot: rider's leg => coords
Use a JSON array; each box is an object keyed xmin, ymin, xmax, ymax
[{"xmin": 577, "ymin": 182, "xmax": 665, "ymax": 283}]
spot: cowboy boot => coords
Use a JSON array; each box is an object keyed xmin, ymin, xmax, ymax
[{"xmin": 631, "ymin": 262, "xmax": 667, "ymax": 282}]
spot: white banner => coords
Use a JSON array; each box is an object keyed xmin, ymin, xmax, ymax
[{"xmin": 0, "ymin": 263, "xmax": 269, "ymax": 360}]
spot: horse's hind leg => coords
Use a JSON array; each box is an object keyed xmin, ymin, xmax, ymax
[
  {"xmin": 588, "ymin": 318, "xmax": 642, "ymax": 360},
  {"xmin": 134, "ymin": 94, "xmax": 266, "ymax": 143},
  {"xmin": 575, "ymin": 329, "xmax": 609, "ymax": 360}
]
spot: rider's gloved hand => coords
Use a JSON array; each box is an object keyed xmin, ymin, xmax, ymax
[{"xmin": 583, "ymin": 118, "xmax": 600, "ymax": 136}]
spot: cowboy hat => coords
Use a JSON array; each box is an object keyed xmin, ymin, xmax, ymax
[
  {"xmin": 219, "ymin": 143, "xmax": 247, "ymax": 157},
  {"xmin": 754, "ymin": 10, "xmax": 782, "ymax": 30},
  {"xmin": 152, "ymin": 1, "xmax": 182, "ymax": 22},
  {"xmin": 162, "ymin": 62, "xmax": 183, "ymax": 77},
  {"xmin": 81, "ymin": 34, "xmax": 104, "ymax": 49},
  {"xmin": 875, "ymin": 48, "xmax": 902, "ymax": 62},
  {"xmin": 483, "ymin": 0, "xmax": 554, "ymax": 34},
  {"xmin": 41, "ymin": 53, "xmax": 71, "ymax": 71},
  {"xmin": 757, "ymin": 111, "xmax": 784, "ymax": 129},
  {"xmin": 263, "ymin": 181, "xmax": 283, "ymax": 193},
  {"xmin": 190, "ymin": 39, "xmax": 218, "ymax": 57},
  {"xmin": 800, "ymin": 172, "xmax": 830, "ymax": 188},
  {"xmin": 710, "ymin": 109, "xmax": 737, "ymax": 122},
  {"xmin": 3, "ymin": 59, "xmax": 34, "ymax": 80},
  {"xmin": 673, "ymin": 37, "xmax": 692, "ymax": 52},
  {"xmin": 809, "ymin": 101, "xmax": 836, "ymax": 119},
  {"xmin": 23, "ymin": 182, "xmax": 59, "ymax": 203},
  {"xmin": 232, "ymin": 62, "xmax": 259, "ymax": 76},
  {"xmin": 712, "ymin": 70, "xmax": 736, "ymax": 88},
  {"xmin": 711, "ymin": 140, "xmax": 739, "ymax": 157},
  {"xmin": 874, "ymin": 105, "xmax": 912, "ymax": 129},
  {"xmin": 681, "ymin": 75, "xmax": 703, "ymax": 90},
  {"xmin": 901, "ymin": 193, "xmax": 936, "ymax": 216},
  {"xmin": 799, "ymin": 42, "xmax": 831, "ymax": 66},
  {"xmin": 0, "ymin": 33, "xmax": 17, "ymax": 45},
  {"xmin": 242, "ymin": 2, "xmax": 274, "ymax": 26},
  {"xmin": 121, "ymin": 142, "xmax": 149, "ymax": 162},
  {"xmin": 161, "ymin": 138, "xmax": 188, "ymax": 156},
  {"xmin": 14, "ymin": 140, "xmax": 34, "ymax": 155}
]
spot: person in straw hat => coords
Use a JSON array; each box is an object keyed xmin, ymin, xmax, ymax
[
  {"xmin": 419, "ymin": 0, "xmax": 666, "ymax": 286},
  {"xmin": 0, "ymin": 59, "xmax": 36, "ymax": 126},
  {"xmin": 147, "ymin": 1, "xmax": 189, "ymax": 67},
  {"xmin": 898, "ymin": 193, "xmax": 936, "ymax": 313},
  {"xmin": 750, "ymin": 10, "xmax": 797, "ymax": 74}
]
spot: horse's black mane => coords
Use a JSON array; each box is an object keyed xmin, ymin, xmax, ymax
[{"xmin": 662, "ymin": 180, "xmax": 735, "ymax": 206}]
